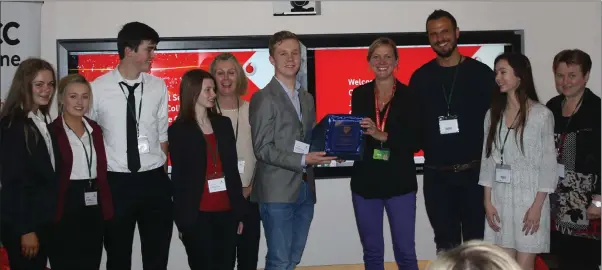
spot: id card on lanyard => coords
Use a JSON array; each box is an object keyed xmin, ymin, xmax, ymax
[
  {"xmin": 372, "ymin": 83, "xmax": 396, "ymax": 161},
  {"xmin": 66, "ymin": 121, "xmax": 97, "ymax": 206},
  {"xmin": 207, "ymin": 138, "xmax": 226, "ymax": 193},
  {"xmin": 495, "ymin": 111, "xmax": 519, "ymax": 184},
  {"xmin": 118, "ymin": 82, "xmax": 150, "ymax": 154},
  {"xmin": 216, "ymin": 98, "xmax": 246, "ymax": 174},
  {"xmin": 438, "ymin": 57, "xmax": 462, "ymax": 135}
]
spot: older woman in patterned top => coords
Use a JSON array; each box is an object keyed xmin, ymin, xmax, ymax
[{"xmin": 547, "ymin": 49, "xmax": 601, "ymax": 270}]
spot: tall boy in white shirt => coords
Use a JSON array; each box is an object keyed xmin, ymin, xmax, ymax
[{"xmin": 88, "ymin": 21, "xmax": 172, "ymax": 270}]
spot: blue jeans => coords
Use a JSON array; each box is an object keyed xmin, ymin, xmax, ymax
[{"xmin": 259, "ymin": 181, "xmax": 314, "ymax": 270}]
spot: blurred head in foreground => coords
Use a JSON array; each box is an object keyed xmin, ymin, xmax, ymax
[{"xmin": 427, "ymin": 240, "xmax": 522, "ymax": 270}]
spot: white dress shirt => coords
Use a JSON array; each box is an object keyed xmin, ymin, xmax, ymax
[
  {"xmin": 28, "ymin": 110, "xmax": 55, "ymax": 171},
  {"xmin": 63, "ymin": 118, "xmax": 97, "ymax": 179},
  {"xmin": 88, "ymin": 68, "xmax": 168, "ymax": 173}
]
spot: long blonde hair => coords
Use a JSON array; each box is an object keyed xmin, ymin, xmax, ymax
[{"xmin": 427, "ymin": 241, "xmax": 522, "ymax": 270}]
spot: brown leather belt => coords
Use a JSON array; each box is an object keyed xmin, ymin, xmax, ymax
[
  {"xmin": 302, "ymin": 173, "xmax": 308, "ymax": 182},
  {"xmin": 425, "ymin": 160, "xmax": 480, "ymax": 172}
]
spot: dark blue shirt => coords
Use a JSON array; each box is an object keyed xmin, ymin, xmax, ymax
[{"xmin": 410, "ymin": 57, "xmax": 495, "ymax": 166}]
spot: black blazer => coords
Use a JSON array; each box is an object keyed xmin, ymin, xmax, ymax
[
  {"xmin": 350, "ymin": 80, "xmax": 420, "ymax": 199},
  {"xmin": 0, "ymin": 109, "xmax": 58, "ymax": 235},
  {"xmin": 168, "ymin": 114, "xmax": 247, "ymax": 232}
]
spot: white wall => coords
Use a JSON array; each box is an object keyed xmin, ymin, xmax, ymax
[{"xmin": 38, "ymin": 1, "xmax": 601, "ymax": 269}]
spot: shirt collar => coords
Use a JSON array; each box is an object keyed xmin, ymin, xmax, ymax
[
  {"xmin": 274, "ymin": 76, "xmax": 301, "ymax": 98},
  {"xmin": 27, "ymin": 110, "xmax": 46, "ymax": 122},
  {"xmin": 62, "ymin": 116, "xmax": 94, "ymax": 134},
  {"xmin": 113, "ymin": 65, "xmax": 144, "ymax": 85}
]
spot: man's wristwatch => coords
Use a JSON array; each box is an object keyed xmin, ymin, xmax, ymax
[{"xmin": 592, "ymin": 200, "xmax": 602, "ymax": 208}]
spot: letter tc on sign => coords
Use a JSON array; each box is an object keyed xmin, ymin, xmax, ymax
[{"xmin": 0, "ymin": 22, "xmax": 21, "ymax": 46}]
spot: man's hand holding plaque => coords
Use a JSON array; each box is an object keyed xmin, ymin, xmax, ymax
[{"xmin": 304, "ymin": 152, "xmax": 337, "ymax": 165}]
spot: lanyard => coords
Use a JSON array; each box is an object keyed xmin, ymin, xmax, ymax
[
  {"xmin": 374, "ymin": 82, "xmax": 397, "ymax": 132},
  {"xmin": 118, "ymin": 82, "xmax": 144, "ymax": 137},
  {"xmin": 557, "ymin": 93, "xmax": 585, "ymax": 161},
  {"xmin": 498, "ymin": 110, "xmax": 520, "ymax": 165},
  {"xmin": 216, "ymin": 97, "xmax": 240, "ymax": 142},
  {"xmin": 441, "ymin": 56, "xmax": 462, "ymax": 116},
  {"xmin": 65, "ymin": 121, "xmax": 93, "ymax": 185},
  {"xmin": 298, "ymin": 95, "xmax": 304, "ymax": 139},
  {"xmin": 206, "ymin": 136, "xmax": 219, "ymax": 178}
]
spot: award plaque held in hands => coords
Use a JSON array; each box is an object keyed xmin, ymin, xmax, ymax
[{"xmin": 310, "ymin": 114, "xmax": 365, "ymax": 160}]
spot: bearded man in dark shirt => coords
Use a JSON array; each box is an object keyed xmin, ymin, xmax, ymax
[{"xmin": 409, "ymin": 9, "xmax": 496, "ymax": 254}]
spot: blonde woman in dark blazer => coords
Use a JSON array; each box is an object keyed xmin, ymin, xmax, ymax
[{"xmin": 47, "ymin": 74, "xmax": 113, "ymax": 270}]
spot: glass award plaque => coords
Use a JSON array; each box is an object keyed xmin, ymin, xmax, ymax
[{"xmin": 310, "ymin": 114, "xmax": 364, "ymax": 160}]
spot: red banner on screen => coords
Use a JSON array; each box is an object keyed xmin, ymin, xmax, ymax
[
  {"xmin": 75, "ymin": 51, "xmax": 267, "ymax": 125},
  {"xmin": 313, "ymin": 46, "xmax": 481, "ymax": 122}
]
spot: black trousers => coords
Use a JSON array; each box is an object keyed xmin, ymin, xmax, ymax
[
  {"xmin": 103, "ymin": 167, "xmax": 173, "ymax": 270},
  {"xmin": 181, "ymin": 211, "xmax": 238, "ymax": 270},
  {"xmin": 0, "ymin": 223, "xmax": 50, "ymax": 270},
  {"xmin": 551, "ymin": 231, "xmax": 601, "ymax": 270},
  {"xmin": 48, "ymin": 179, "xmax": 104, "ymax": 270},
  {"xmin": 423, "ymin": 167, "xmax": 485, "ymax": 252},
  {"xmin": 233, "ymin": 199, "xmax": 261, "ymax": 270}
]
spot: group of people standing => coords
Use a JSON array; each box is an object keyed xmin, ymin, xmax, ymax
[
  {"xmin": 352, "ymin": 9, "xmax": 600, "ymax": 270},
  {"xmin": 0, "ymin": 8, "xmax": 599, "ymax": 270},
  {"xmin": 0, "ymin": 22, "xmax": 262, "ymax": 270}
]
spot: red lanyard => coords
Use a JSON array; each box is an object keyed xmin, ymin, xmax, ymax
[
  {"xmin": 206, "ymin": 136, "xmax": 219, "ymax": 178},
  {"xmin": 374, "ymin": 83, "xmax": 396, "ymax": 132}
]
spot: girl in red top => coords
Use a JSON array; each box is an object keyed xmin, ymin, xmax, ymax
[{"xmin": 168, "ymin": 69, "xmax": 247, "ymax": 270}]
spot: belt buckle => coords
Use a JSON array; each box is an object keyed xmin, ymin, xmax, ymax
[{"xmin": 453, "ymin": 164, "xmax": 460, "ymax": 172}]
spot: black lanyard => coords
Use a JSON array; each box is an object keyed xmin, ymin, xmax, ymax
[
  {"xmin": 118, "ymin": 82, "xmax": 144, "ymax": 137},
  {"xmin": 557, "ymin": 93, "xmax": 585, "ymax": 163},
  {"xmin": 441, "ymin": 56, "xmax": 462, "ymax": 116},
  {"xmin": 65, "ymin": 121, "xmax": 93, "ymax": 182},
  {"xmin": 216, "ymin": 97, "xmax": 240, "ymax": 142},
  {"xmin": 498, "ymin": 110, "xmax": 520, "ymax": 165},
  {"xmin": 561, "ymin": 93, "xmax": 584, "ymax": 133}
]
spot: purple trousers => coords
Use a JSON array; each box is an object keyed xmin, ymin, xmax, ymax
[{"xmin": 352, "ymin": 192, "xmax": 419, "ymax": 270}]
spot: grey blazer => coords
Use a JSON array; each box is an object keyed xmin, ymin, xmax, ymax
[{"xmin": 249, "ymin": 77, "xmax": 316, "ymax": 204}]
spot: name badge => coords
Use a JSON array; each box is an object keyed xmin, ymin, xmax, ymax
[
  {"xmin": 208, "ymin": 178, "xmax": 227, "ymax": 193},
  {"xmin": 238, "ymin": 160, "xmax": 245, "ymax": 174},
  {"xmin": 138, "ymin": 135, "xmax": 150, "ymax": 154},
  {"xmin": 495, "ymin": 164, "xmax": 511, "ymax": 183},
  {"xmin": 293, "ymin": 140, "xmax": 310, "ymax": 154},
  {"xmin": 557, "ymin": 163, "xmax": 565, "ymax": 178},
  {"xmin": 373, "ymin": 149, "xmax": 390, "ymax": 161},
  {"xmin": 84, "ymin": 191, "xmax": 98, "ymax": 206},
  {"xmin": 438, "ymin": 115, "xmax": 460, "ymax": 135}
]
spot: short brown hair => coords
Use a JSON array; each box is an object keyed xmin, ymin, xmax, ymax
[
  {"xmin": 209, "ymin": 53, "xmax": 248, "ymax": 96},
  {"xmin": 367, "ymin": 37, "xmax": 399, "ymax": 61},
  {"xmin": 57, "ymin": 73, "xmax": 92, "ymax": 114},
  {"xmin": 269, "ymin": 30, "xmax": 300, "ymax": 56},
  {"xmin": 553, "ymin": 49, "xmax": 592, "ymax": 75}
]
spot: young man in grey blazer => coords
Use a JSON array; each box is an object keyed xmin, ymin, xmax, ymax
[{"xmin": 249, "ymin": 30, "xmax": 336, "ymax": 270}]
